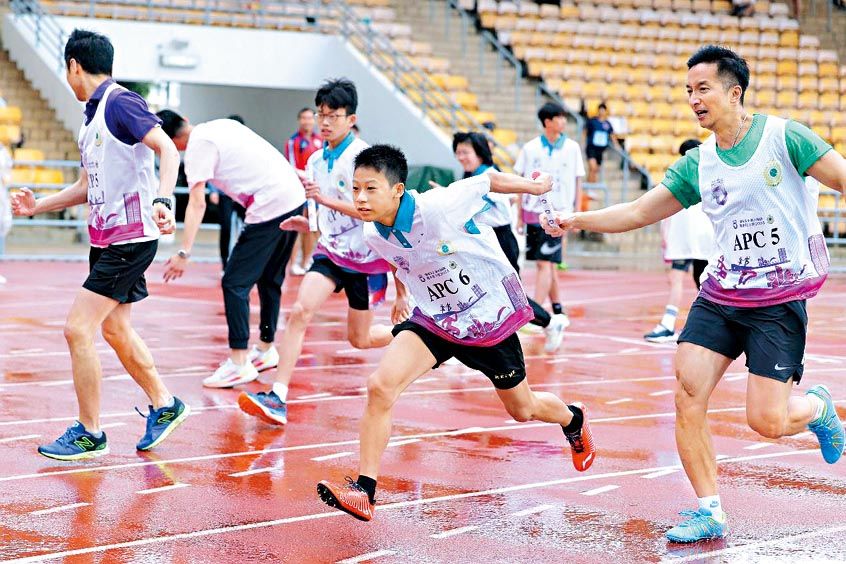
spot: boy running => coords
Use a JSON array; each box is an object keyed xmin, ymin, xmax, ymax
[{"xmin": 316, "ymin": 145, "xmax": 596, "ymax": 521}]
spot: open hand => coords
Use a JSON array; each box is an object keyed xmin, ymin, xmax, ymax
[
  {"xmin": 391, "ymin": 295, "xmax": 411, "ymax": 324},
  {"xmin": 163, "ymin": 254, "xmax": 188, "ymax": 282},
  {"xmin": 279, "ymin": 215, "xmax": 310, "ymax": 233}
]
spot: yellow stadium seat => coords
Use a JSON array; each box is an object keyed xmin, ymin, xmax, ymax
[
  {"xmin": 11, "ymin": 168, "xmax": 36, "ymax": 185},
  {"xmin": 453, "ymin": 91, "xmax": 479, "ymax": 111},
  {"xmin": 0, "ymin": 106, "xmax": 23, "ymax": 125},
  {"xmin": 34, "ymin": 168, "xmax": 64, "ymax": 185},
  {"xmin": 776, "ymin": 60, "xmax": 797, "ymax": 76},
  {"xmin": 492, "ymin": 128, "xmax": 518, "ymax": 147},
  {"xmin": 13, "ymin": 148, "xmax": 45, "ymax": 162},
  {"xmin": 0, "ymin": 125, "xmax": 21, "ymax": 145}
]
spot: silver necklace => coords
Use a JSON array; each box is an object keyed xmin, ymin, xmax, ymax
[{"xmin": 730, "ymin": 113, "xmax": 748, "ymax": 149}]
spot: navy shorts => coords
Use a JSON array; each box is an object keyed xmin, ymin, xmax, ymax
[
  {"xmin": 525, "ymin": 224, "xmax": 563, "ymax": 263},
  {"xmin": 678, "ymin": 297, "xmax": 808, "ymax": 383},
  {"xmin": 308, "ymin": 255, "xmax": 370, "ymax": 310},
  {"xmin": 84, "ymin": 240, "xmax": 158, "ymax": 304},
  {"xmin": 392, "ymin": 321, "xmax": 526, "ymax": 390}
]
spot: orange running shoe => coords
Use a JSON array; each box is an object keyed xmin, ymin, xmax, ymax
[
  {"xmin": 564, "ymin": 402, "xmax": 596, "ymax": 472},
  {"xmin": 317, "ymin": 477, "xmax": 375, "ymax": 522}
]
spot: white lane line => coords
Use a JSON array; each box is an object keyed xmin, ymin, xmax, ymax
[
  {"xmin": 619, "ymin": 347, "xmax": 641, "ymax": 354},
  {"xmin": 386, "ymin": 438, "xmax": 421, "ymax": 448},
  {"xmin": 9, "ymin": 348, "xmax": 44, "ymax": 355},
  {"xmin": 606, "ymin": 398, "xmax": 632, "ymax": 405},
  {"xmin": 548, "ymin": 348, "xmax": 671, "ymax": 364},
  {"xmin": 136, "ymin": 483, "xmax": 189, "ymax": 495},
  {"xmin": 649, "ymin": 390, "xmax": 674, "ymax": 397},
  {"xmin": 0, "ymin": 434, "xmax": 41, "ymax": 443},
  {"xmin": 504, "ymin": 419, "xmax": 522, "ymax": 424},
  {"xmin": 664, "ymin": 524, "xmax": 846, "ymax": 563},
  {"xmin": 715, "ymin": 454, "xmax": 730, "ymax": 460},
  {"xmin": 0, "ymin": 406, "xmax": 754, "ymax": 483},
  {"xmin": 30, "ymin": 502, "xmax": 91, "ymax": 516},
  {"xmin": 335, "ymin": 348, "xmax": 361, "ymax": 355},
  {"xmin": 98, "ymin": 423, "xmax": 126, "ymax": 430},
  {"xmin": 415, "ymin": 377, "xmax": 439, "ymax": 384},
  {"xmin": 1, "ymin": 449, "xmax": 827, "ymax": 563},
  {"xmin": 581, "ymin": 484, "xmax": 620, "ymax": 496},
  {"xmin": 337, "ymin": 550, "xmax": 397, "ymax": 563},
  {"xmin": 311, "ymin": 452, "xmax": 354, "ymax": 462},
  {"xmin": 297, "ymin": 393, "xmax": 333, "ymax": 400},
  {"xmin": 229, "ymin": 467, "xmax": 277, "ymax": 478},
  {"xmin": 172, "ymin": 365, "xmax": 207, "ymax": 373},
  {"xmin": 642, "ymin": 468, "xmax": 680, "ymax": 479},
  {"xmin": 744, "ymin": 442, "xmax": 775, "ymax": 450},
  {"xmin": 430, "ymin": 525, "xmax": 478, "ymax": 539},
  {"xmin": 725, "ymin": 375, "xmax": 747, "ymax": 382},
  {"xmin": 511, "ymin": 504, "xmax": 555, "ymax": 517}
]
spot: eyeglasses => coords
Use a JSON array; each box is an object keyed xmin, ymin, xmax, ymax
[{"xmin": 317, "ymin": 112, "xmax": 348, "ymax": 123}]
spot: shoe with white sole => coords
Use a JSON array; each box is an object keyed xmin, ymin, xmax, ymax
[
  {"xmin": 248, "ymin": 345, "xmax": 279, "ymax": 372},
  {"xmin": 203, "ymin": 358, "xmax": 259, "ymax": 388},
  {"xmin": 644, "ymin": 325, "xmax": 677, "ymax": 343},
  {"xmin": 291, "ymin": 263, "xmax": 306, "ymax": 276},
  {"xmin": 544, "ymin": 313, "xmax": 570, "ymax": 353}
]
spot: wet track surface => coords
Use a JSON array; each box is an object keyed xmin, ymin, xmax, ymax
[{"xmin": 0, "ymin": 262, "xmax": 844, "ymax": 563}]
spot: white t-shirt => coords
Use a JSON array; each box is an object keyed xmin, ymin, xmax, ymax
[
  {"xmin": 363, "ymin": 175, "xmax": 533, "ymax": 345},
  {"xmin": 307, "ymin": 135, "xmax": 387, "ymax": 273},
  {"xmin": 662, "ymin": 203, "xmax": 715, "ymax": 261},
  {"xmin": 514, "ymin": 135, "xmax": 585, "ymax": 223},
  {"xmin": 185, "ymin": 119, "xmax": 305, "ymax": 224}
]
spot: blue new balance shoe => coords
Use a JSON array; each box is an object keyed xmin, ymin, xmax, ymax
[
  {"xmin": 136, "ymin": 396, "xmax": 190, "ymax": 451},
  {"xmin": 38, "ymin": 421, "xmax": 109, "ymax": 461},
  {"xmin": 807, "ymin": 385, "xmax": 844, "ymax": 464},
  {"xmin": 238, "ymin": 391, "xmax": 288, "ymax": 425},
  {"xmin": 666, "ymin": 508, "xmax": 728, "ymax": 543}
]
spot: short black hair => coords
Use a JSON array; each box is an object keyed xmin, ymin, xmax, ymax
[
  {"xmin": 687, "ymin": 45, "xmax": 750, "ymax": 104},
  {"xmin": 227, "ymin": 114, "xmax": 245, "ymax": 124},
  {"xmin": 452, "ymin": 132, "xmax": 494, "ymax": 167},
  {"xmin": 315, "ymin": 78, "xmax": 357, "ymax": 115},
  {"xmin": 598, "ymin": 103, "xmax": 608, "ymax": 111},
  {"xmin": 156, "ymin": 109, "xmax": 187, "ymax": 139},
  {"xmin": 537, "ymin": 102, "xmax": 566, "ymax": 126},
  {"xmin": 354, "ymin": 144, "xmax": 408, "ymax": 186},
  {"xmin": 64, "ymin": 29, "xmax": 113, "ymax": 75},
  {"xmin": 297, "ymin": 107, "xmax": 314, "ymax": 118},
  {"xmin": 679, "ymin": 138, "xmax": 702, "ymax": 156}
]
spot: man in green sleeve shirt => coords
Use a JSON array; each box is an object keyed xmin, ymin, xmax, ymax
[{"xmin": 542, "ymin": 45, "xmax": 846, "ymax": 544}]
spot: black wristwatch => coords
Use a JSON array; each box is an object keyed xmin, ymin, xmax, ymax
[{"xmin": 152, "ymin": 197, "xmax": 173, "ymax": 210}]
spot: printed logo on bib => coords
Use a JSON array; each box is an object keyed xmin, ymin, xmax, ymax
[
  {"xmin": 393, "ymin": 255, "xmax": 410, "ymax": 273},
  {"xmin": 94, "ymin": 130, "xmax": 103, "ymax": 147},
  {"xmin": 763, "ymin": 161, "xmax": 783, "ymax": 187},
  {"xmin": 710, "ymin": 178, "xmax": 727, "ymax": 206},
  {"xmin": 437, "ymin": 241, "xmax": 457, "ymax": 255}
]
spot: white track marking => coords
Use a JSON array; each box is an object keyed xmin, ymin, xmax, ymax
[
  {"xmin": 0, "ymin": 434, "xmax": 41, "ymax": 443},
  {"xmin": 10, "ymin": 450, "xmax": 826, "ymax": 563},
  {"xmin": 581, "ymin": 485, "xmax": 620, "ymax": 496},
  {"xmin": 297, "ymin": 393, "xmax": 333, "ymax": 400},
  {"xmin": 606, "ymin": 398, "xmax": 633, "ymax": 405},
  {"xmin": 642, "ymin": 469, "xmax": 680, "ymax": 479},
  {"xmin": 511, "ymin": 504, "xmax": 556, "ymax": 517},
  {"xmin": 336, "ymin": 550, "xmax": 397, "ymax": 563},
  {"xmin": 311, "ymin": 452, "xmax": 354, "ymax": 462},
  {"xmin": 430, "ymin": 526, "xmax": 478, "ymax": 539},
  {"xmin": 229, "ymin": 467, "xmax": 278, "ymax": 478},
  {"xmin": 649, "ymin": 390, "xmax": 674, "ymax": 397},
  {"xmin": 386, "ymin": 439, "xmax": 421, "ymax": 448},
  {"xmin": 29, "ymin": 502, "xmax": 90, "ymax": 516},
  {"xmin": 136, "ymin": 483, "xmax": 189, "ymax": 495}
]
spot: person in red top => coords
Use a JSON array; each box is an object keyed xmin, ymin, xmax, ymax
[{"xmin": 284, "ymin": 107, "xmax": 322, "ymax": 275}]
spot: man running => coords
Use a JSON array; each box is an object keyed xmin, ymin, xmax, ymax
[
  {"xmin": 316, "ymin": 145, "xmax": 596, "ymax": 521},
  {"xmin": 156, "ymin": 110, "xmax": 305, "ymax": 388},
  {"xmin": 11, "ymin": 29, "xmax": 189, "ymax": 460},
  {"xmin": 542, "ymin": 45, "xmax": 846, "ymax": 543}
]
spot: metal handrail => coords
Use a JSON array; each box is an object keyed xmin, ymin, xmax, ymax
[{"xmin": 10, "ymin": 0, "xmax": 67, "ymax": 72}]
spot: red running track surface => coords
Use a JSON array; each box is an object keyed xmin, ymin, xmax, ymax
[{"xmin": 0, "ymin": 262, "xmax": 844, "ymax": 563}]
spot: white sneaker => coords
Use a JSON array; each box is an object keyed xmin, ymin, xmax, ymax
[
  {"xmin": 0, "ymin": 274, "xmax": 6, "ymax": 284},
  {"xmin": 291, "ymin": 263, "xmax": 306, "ymax": 276},
  {"xmin": 544, "ymin": 314, "xmax": 570, "ymax": 353},
  {"xmin": 248, "ymin": 345, "xmax": 279, "ymax": 372},
  {"xmin": 442, "ymin": 357, "xmax": 462, "ymax": 366},
  {"xmin": 203, "ymin": 358, "xmax": 259, "ymax": 388}
]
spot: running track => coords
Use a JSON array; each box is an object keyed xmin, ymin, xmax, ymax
[{"xmin": 0, "ymin": 262, "xmax": 844, "ymax": 563}]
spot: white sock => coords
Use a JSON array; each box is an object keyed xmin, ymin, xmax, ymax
[
  {"xmin": 808, "ymin": 394, "xmax": 826, "ymax": 425},
  {"xmin": 162, "ymin": 396, "xmax": 175, "ymax": 408},
  {"xmin": 660, "ymin": 305, "xmax": 679, "ymax": 331},
  {"xmin": 698, "ymin": 495, "xmax": 725, "ymax": 520},
  {"xmin": 272, "ymin": 382, "xmax": 289, "ymax": 402}
]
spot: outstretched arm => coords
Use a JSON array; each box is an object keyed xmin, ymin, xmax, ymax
[
  {"xmin": 806, "ymin": 150, "xmax": 846, "ymax": 194},
  {"xmin": 542, "ymin": 184, "xmax": 683, "ymax": 236},
  {"xmin": 487, "ymin": 170, "xmax": 551, "ymax": 195},
  {"xmin": 11, "ymin": 168, "xmax": 88, "ymax": 216}
]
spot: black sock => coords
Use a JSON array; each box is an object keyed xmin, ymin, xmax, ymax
[
  {"xmin": 552, "ymin": 303, "xmax": 563, "ymax": 315},
  {"xmin": 356, "ymin": 475, "xmax": 377, "ymax": 504},
  {"xmin": 562, "ymin": 404, "xmax": 583, "ymax": 434}
]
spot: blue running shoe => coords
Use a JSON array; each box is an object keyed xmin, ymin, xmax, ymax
[
  {"xmin": 807, "ymin": 385, "xmax": 844, "ymax": 464},
  {"xmin": 238, "ymin": 391, "xmax": 287, "ymax": 425},
  {"xmin": 136, "ymin": 396, "xmax": 190, "ymax": 451},
  {"xmin": 644, "ymin": 325, "xmax": 677, "ymax": 343},
  {"xmin": 38, "ymin": 421, "xmax": 109, "ymax": 461},
  {"xmin": 666, "ymin": 508, "xmax": 728, "ymax": 543}
]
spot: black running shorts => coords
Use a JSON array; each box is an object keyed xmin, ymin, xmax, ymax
[
  {"xmin": 392, "ymin": 320, "xmax": 526, "ymax": 390},
  {"xmin": 525, "ymin": 224, "xmax": 563, "ymax": 263},
  {"xmin": 678, "ymin": 296, "xmax": 808, "ymax": 383},
  {"xmin": 84, "ymin": 240, "xmax": 158, "ymax": 304},
  {"xmin": 308, "ymin": 255, "xmax": 370, "ymax": 311}
]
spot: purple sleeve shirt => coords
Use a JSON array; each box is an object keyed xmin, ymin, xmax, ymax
[{"xmin": 104, "ymin": 89, "xmax": 162, "ymax": 146}]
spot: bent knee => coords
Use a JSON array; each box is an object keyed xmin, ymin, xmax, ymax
[
  {"xmin": 366, "ymin": 372, "xmax": 400, "ymax": 407},
  {"xmin": 63, "ymin": 321, "xmax": 93, "ymax": 345},
  {"xmin": 100, "ymin": 321, "xmax": 127, "ymax": 345},
  {"xmin": 504, "ymin": 403, "xmax": 534, "ymax": 423},
  {"xmin": 748, "ymin": 413, "xmax": 786, "ymax": 439},
  {"xmin": 289, "ymin": 301, "xmax": 316, "ymax": 326}
]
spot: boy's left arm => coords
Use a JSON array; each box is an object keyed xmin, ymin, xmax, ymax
[
  {"xmin": 487, "ymin": 170, "xmax": 552, "ymax": 195},
  {"xmin": 390, "ymin": 266, "xmax": 410, "ymax": 324}
]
